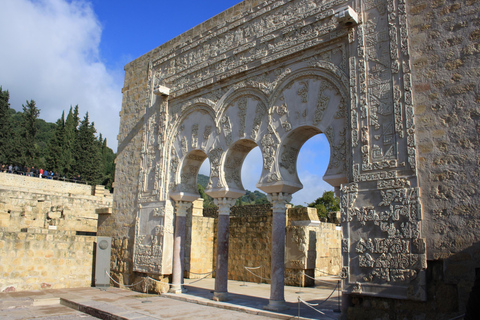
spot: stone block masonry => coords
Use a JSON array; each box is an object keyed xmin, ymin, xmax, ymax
[
  {"xmin": 188, "ymin": 205, "xmax": 342, "ymax": 287},
  {"xmin": 0, "ymin": 172, "xmax": 112, "ymax": 233},
  {"xmin": 0, "ymin": 230, "xmax": 95, "ymax": 292},
  {"xmin": 0, "ymin": 172, "xmax": 113, "ymax": 292}
]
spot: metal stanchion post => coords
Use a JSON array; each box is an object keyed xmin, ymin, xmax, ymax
[
  {"xmin": 335, "ymin": 280, "xmax": 340, "ymax": 313},
  {"xmin": 295, "ymin": 272, "xmax": 304, "ymax": 294},
  {"xmin": 241, "ymin": 267, "xmax": 247, "ymax": 287},
  {"xmin": 298, "ymin": 297, "xmax": 301, "ymax": 319}
]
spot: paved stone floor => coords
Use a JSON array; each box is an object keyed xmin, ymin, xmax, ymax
[{"xmin": 0, "ymin": 277, "xmax": 341, "ymax": 319}]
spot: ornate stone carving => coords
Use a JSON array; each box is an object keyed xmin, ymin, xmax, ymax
[
  {"xmin": 251, "ymin": 101, "xmax": 267, "ymax": 141},
  {"xmin": 220, "ymin": 115, "xmax": 232, "ymax": 146},
  {"xmin": 213, "ymin": 197, "xmax": 237, "ymax": 215},
  {"xmin": 191, "ymin": 124, "xmax": 199, "ymax": 149},
  {"xmin": 267, "ymin": 192, "xmax": 292, "ymax": 212},
  {"xmin": 237, "ymin": 97, "xmax": 248, "ymax": 138},
  {"xmin": 261, "ymin": 124, "xmax": 278, "ymax": 171},
  {"xmin": 280, "ymin": 145, "xmax": 299, "ymax": 175},
  {"xmin": 342, "ymin": 239, "xmax": 349, "ymax": 253}
]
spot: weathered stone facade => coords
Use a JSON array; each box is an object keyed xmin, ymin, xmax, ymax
[
  {"xmin": 344, "ymin": 0, "xmax": 480, "ymax": 318},
  {"xmin": 110, "ymin": 0, "xmax": 479, "ymax": 317},
  {"xmin": 0, "ymin": 173, "xmax": 113, "ymax": 292}
]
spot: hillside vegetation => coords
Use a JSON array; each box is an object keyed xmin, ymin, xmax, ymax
[
  {"xmin": 197, "ymin": 173, "xmax": 269, "ymax": 207},
  {"xmin": 0, "ymin": 86, "xmax": 115, "ymax": 190}
]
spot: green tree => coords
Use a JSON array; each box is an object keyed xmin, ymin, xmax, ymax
[
  {"xmin": 46, "ymin": 111, "xmax": 66, "ymax": 174},
  {"xmin": 75, "ymin": 113, "xmax": 103, "ymax": 184},
  {"xmin": 21, "ymin": 100, "xmax": 40, "ymax": 166},
  {"xmin": 0, "ymin": 87, "xmax": 12, "ymax": 163},
  {"xmin": 63, "ymin": 106, "xmax": 80, "ymax": 177},
  {"xmin": 100, "ymin": 135, "xmax": 116, "ymax": 190},
  {"xmin": 197, "ymin": 183, "xmax": 215, "ymax": 208},
  {"xmin": 308, "ymin": 190, "xmax": 340, "ymax": 219}
]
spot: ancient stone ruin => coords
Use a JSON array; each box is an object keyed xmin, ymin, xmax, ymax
[{"xmin": 104, "ymin": 0, "xmax": 480, "ymax": 318}]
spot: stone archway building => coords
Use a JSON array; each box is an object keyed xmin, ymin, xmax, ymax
[{"xmin": 101, "ymin": 0, "xmax": 480, "ymax": 318}]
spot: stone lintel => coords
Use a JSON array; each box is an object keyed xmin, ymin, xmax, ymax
[
  {"xmin": 257, "ymin": 181, "xmax": 302, "ymax": 195},
  {"xmin": 170, "ymin": 191, "xmax": 199, "ymax": 203},
  {"xmin": 205, "ymin": 187, "xmax": 245, "ymax": 200},
  {"xmin": 96, "ymin": 207, "xmax": 112, "ymax": 215},
  {"xmin": 287, "ymin": 207, "xmax": 319, "ymax": 225}
]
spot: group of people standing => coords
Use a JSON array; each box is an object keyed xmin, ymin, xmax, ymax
[{"xmin": 0, "ymin": 164, "xmax": 81, "ymax": 183}]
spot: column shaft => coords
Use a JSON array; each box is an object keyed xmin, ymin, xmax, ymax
[
  {"xmin": 270, "ymin": 210, "xmax": 286, "ymax": 302},
  {"xmin": 213, "ymin": 214, "xmax": 229, "ymax": 300},
  {"xmin": 169, "ymin": 201, "xmax": 190, "ymax": 294},
  {"xmin": 265, "ymin": 192, "xmax": 291, "ymax": 311},
  {"xmin": 213, "ymin": 197, "xmax": 236, "ymax": 301}
]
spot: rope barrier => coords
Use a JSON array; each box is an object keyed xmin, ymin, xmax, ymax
[
  {"xmin": 298, "ymin": 297, "xmax": 337, "ymax": 320},
  {"xmin": 185, "ymin": 271, "xmax": 215, "ymax": 285},
  {"xmin": 146, "ymin": 270, "xmax": 214, "ymax": 286},
  {"xmin": 106, "ymin": 271, "xmax": 146, "ymax": 288},
  {"xmin": 244, "ymin": 266, "xmax": 271, "ymax": 281},
  {"xmin": 314, "ymin": 268, "xmax": 340, "ymax": 277},
  {"xmin": 299, "ymin": 271, "xmax": 339, "ymax": 286},
  {"xmin": 188, "ymin": 270, "xmax": 215, "ymax": 275}
]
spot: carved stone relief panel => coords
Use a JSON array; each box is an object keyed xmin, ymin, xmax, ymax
[
  {"xmin": 341, "ymin": 181, "xmax": 426, "ymax": 301},
  {"xmin": 151, "ymin": 0, "xmax": 348, "ymax": 98},
  {"xmin": 133, "ymin": 202, "xmax": 169, "ymax": 274}
]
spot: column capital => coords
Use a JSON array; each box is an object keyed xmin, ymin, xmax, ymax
[
  {"xmin": 174, "ymin": 201, "xmax": 192, "ymax": 217},
  {"xmin": 213, "ymin": 197, "xmax": 237, "ymax": 215},
  {"xmin": 267, "ymin": 192, "xmax": 292, "ymax": 212}
]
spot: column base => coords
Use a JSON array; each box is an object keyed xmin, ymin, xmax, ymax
[
  {"xmin": 212, "ymin": 291, "xmax": 229, "ymax": 301},
  {"xmin": 264, "ymin": 299, "xmax": 289, "ymax": 311},
  {"xmin": 168, "ymin": 285, "xmax": 187, "ymax": 294}
]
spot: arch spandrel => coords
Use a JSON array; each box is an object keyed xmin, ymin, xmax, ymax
[
  {"xmin": 168, "ymin": 106, "xmax": 217, "ymax": 199},
  {"xmin": 258, "ymin": 68, "xmax": 350, "ymax": 193},
  {"xmin": 216, "ymin": 89, "xmax": 269, "ymax": 145},
  {"xmin": 205, "ymin": 139, "xmax": 258, "ymax": 199}
]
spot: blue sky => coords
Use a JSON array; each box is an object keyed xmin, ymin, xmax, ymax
[{"xmin": 0, "ymin": 0, "xmax": 333, "ymax": 205}]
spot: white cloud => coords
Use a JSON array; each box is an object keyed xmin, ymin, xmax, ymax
[
  {"xmin": 291, "ymin": 173, "xmax": 332, "ymax": 206},
  {"xmin": 0, "ymin": 0, "xmax": 122, "ymax": 151}
]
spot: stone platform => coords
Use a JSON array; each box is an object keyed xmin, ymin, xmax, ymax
[{"xmin": 0, "ymin": 278, "xmax": 341, "ymax": 319}]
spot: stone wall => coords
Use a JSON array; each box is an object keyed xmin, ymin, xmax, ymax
[
  {"xmin": 185, "ymin": 212, "xmax": 216, "ymax": 279},
  {"xmin": 314, "ymin": 222, "xmax": 342, "ymax": 278},
  {"xmin": 0, "ymin": 173, "xmax": 112, "ymax": 232},
  {"xmin": 0, "ymin": 172, "xmax": 113, "ymax": 292},
  {"xmin": 0, "ymin": 230, "xmax": 96, "ymax": 292},
  {"xmin": 228, "ymin": 206, "xmax": 273, "ymax": 283},
  {"xmin": 187, "ymin": 205, "xmax": 342, "ymax": 287}
]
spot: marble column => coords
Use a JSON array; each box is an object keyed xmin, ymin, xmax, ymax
[
  {"xmin": 264, "ymin": 192, "xmax": 292, "ymax": 311},
  {"xmin": 212, "ymin": 197, "xmax": 237, "ymax": 301},
  {"xmin": 169, "ymin": 201, "xmax": 192, "ymax": 294}
]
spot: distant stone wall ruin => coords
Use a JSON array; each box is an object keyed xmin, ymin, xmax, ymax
[{"xmin": 0, "ymin": 172, "xmax": 112, "ymax": 292}]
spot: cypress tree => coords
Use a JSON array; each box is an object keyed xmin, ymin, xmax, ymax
[
  {"xmin": 0, "ymin": 87, "xmax": 12, "ymax": 164},
  {"xmin": 46, "ymin": 111, "xmax": 66, "ymax": 175},
  {"xmin": 21, "ymin": 100, "xmax": 40, "ymax": 166},
  {"xmin": 100, "ymin": 136, "xmax": 115, "ymax": 191},
  {"xmin": 64, "ymin": 106, "xmax": 79, "ymax": 178},
  {"xmin": 75, "ymin": 113, "xmax": 102, "ymax": 184}
]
